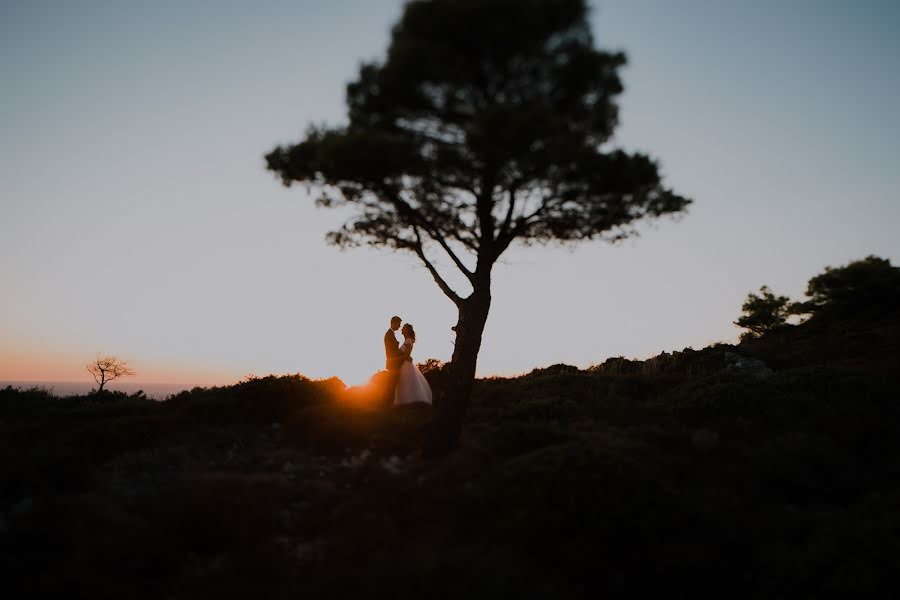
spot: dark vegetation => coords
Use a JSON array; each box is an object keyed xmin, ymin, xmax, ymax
[
  {"xmin": 3, "ymin": 275, "xmax": 899, "ymax": 598},
  {"xmin": 735, "ymin": 255, "xmax": 900, "ymax": 341}
]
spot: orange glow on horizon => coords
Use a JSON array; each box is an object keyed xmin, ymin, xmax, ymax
[{"xmin": 0, "ymin": 347, "xmax": 241, "ymax": 387}]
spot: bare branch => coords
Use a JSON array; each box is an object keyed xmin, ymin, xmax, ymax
[
  {"xmin": 475, "ymin": 178, "xmax": 497, "ymax": 250},
  {"xmin": 498, "ymin": 185, "xmax": 518, "ymax": 240},
  {"xmin": 383, "ymin": 188, "xmax": 476, "ymax": 283},
  {"xmin": 86, "ymin": 354, "xmax": 135, "ymax": 391},
  {"xmin": 412, "ymin": 226, "xmax": 463, "ymax": 306},
  {"xmin": 422, "ymin": 226, "xmax": 475, "ymax": 283},
  {"xmin": 447, "ymin": 229, "xmax": 479, "ymax": 252},
  {"xmin": 494, "ymin": 191, "xmax": 555, "ymax": 256}
]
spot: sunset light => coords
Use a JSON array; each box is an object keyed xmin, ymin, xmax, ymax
[
  {"xmin": 2, "ymin": 1, "xmax": 897, "ymax": 391},
  {"xmin": 2, "ymin": 0, "xmax": 898, "ymax": 596}
]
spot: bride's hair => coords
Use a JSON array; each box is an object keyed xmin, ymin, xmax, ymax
[{"xmin": 401, "ymin": 323, "xmax": 416, "ymax": 341}]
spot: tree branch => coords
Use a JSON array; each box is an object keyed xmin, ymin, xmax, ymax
[
  {"xmin": 422, "ymin": 226, "xmax": 475, "ymax": 283},
  {"xmin": 476, "ymin": 187, "xmax": 495, "ymax": 250},
  {"xmin": 498, "ymin": 185, "xmax": 518, "ymax": 240},
  {"xmin": 412, "ymin": 226, "xmax": 463, "ymax": 306},
  {"xmin": 383, "ymin": 188, "xmax": 476, "ymax": 283},
  {"xmin": 494, "ymin": 192, "xmax": 555, "ymax": 257},
  {"xmin": 448, "ymin": 229, "xmax": 479, "ymax": 252}
]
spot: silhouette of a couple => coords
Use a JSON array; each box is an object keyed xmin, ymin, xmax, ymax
[{"xmin": 384, "ymin": 315, "xmax": 433, "ymax": 406}]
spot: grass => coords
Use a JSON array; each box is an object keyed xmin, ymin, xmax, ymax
[{"xmin": 1, "ymin": 315, "xmax": 899, "ymax": 598}]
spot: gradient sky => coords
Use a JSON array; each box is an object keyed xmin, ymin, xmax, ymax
[{"xmin": 2, "ymin": 0, "xmax": 898, "ymax": 387}]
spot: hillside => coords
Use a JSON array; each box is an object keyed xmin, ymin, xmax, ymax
[{"xmin": 2, "ymin": 315, "xmax": 899, "ymax": 598}]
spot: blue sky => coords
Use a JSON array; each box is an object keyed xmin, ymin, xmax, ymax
[{"xmin": 1, "ymin": 0, "xmax": 898, "ymax": 386}]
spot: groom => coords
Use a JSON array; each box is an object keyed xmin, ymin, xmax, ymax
[{"xmin": 384, "ymin": 315, "xmax": 407, "ymax": 404}]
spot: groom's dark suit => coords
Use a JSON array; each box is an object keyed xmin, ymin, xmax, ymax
[
  {"xmin": 384, "ymin": 328, "xmax": 404, "ymax": 372},
  {"xmin": 384, "ymin": 328, "xmax": 403, "ymax": 405}
]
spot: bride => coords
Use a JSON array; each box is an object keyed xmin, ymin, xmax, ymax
[{"xmin": 394, "ymin": 323, "xmax": 433, "ymax": 405}]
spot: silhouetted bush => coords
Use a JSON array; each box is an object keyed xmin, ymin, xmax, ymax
[
  {"xmin": 795, "ymin": 255, "xmax": 900, "ymax": 320},
  {"xmin": 735, "ymin": 255, "xmax": 900, "ymax": 344},
  {"xmin": 734, "ymin": 285, "xmax": 793, "ymax": 340}
]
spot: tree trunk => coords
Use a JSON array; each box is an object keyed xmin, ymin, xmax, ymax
[{"xmin": 428, "ymin": 289, "xmax": 491, "ymax": 454}]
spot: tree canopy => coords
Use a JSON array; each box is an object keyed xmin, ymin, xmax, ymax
[
  {"xmin": 734, "ymin": 285, "xmax": 793, "ymax": 341},
  {"xmin": 266, "ymin": 0, "xmax": 692, "ymax": 451},
  {"xmin": 736, "ymin": 255, "xmax": 900, "ymax": 342},
  {"xmin": 266, "ymin": 0, "xmax": 690, "ymax": 306},
  {"xmin": 794, "ymin": 255, "xmax": 900, "ymax": 319}
]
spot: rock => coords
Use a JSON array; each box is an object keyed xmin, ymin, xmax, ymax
[
  {"xmin": 282, "ymin": 461, "xmax": 296, "ymax": 473},
  {"xmin": 279, "ymin": 509, "xmax": 292, "ymax": 528},
  {"xmin": 380, "ymin": 455, "xmax": 403, "ymax": 475},
  {"xmin": 9, "ymin": 497, "xmax": 34, "ymax": 519},
  {"xmin": 692, "ymin": 429, "xmax": 720, "ymax": 452},
  {"xmin": 295, "ymin": 541, "xmax": 323, "ymax": 562},
  {"xmin": 193, "ymin": 553, "xmax": 225, "ymax": 577},
  {"xmin": 723, "ymin": 352, "xmax": 773, "ymax": 379}
]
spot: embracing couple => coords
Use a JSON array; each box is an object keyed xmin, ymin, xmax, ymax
[{"xmin": 384, "ymin": 315, "xmax": 433, "ymax": 406}]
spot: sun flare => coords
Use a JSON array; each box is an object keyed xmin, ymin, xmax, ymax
[{"xmin": 339, "ymin": 365, "xmax": 380, "ymax": 389}]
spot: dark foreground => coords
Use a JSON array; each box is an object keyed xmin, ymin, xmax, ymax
[{"xmin": 2, "ymin": 317, "xmax": 899, "ymax": 599}]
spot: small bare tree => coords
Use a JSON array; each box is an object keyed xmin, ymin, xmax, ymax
[{"xmin": 87, "ymin": 354, "xmax": 135, "ymax": 393}]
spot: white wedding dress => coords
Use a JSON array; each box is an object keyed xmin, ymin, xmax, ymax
[{"xmin": 394, "ymin": 339, "xmax": 433, "ymax": 405}]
